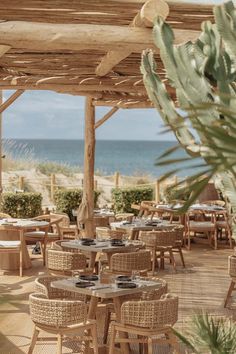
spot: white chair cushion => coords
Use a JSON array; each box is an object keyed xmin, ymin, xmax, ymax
[
  {"xmin": 189, "ymin": 221, "xmax": 215, "ymax": 230},
  {"xmin": 0, "ymin": 240, "xmax": 20, "ymax": 248}
]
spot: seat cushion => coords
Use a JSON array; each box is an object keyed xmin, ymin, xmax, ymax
[
  {"xmin": 189, "ymin": 221, "xmax": 215, "ymax": 231},
  {"xmin": 0, "ymin": 240, "xmax": 20, "ymax": 248}
]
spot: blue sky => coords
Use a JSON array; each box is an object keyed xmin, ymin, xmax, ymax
[{"xmin": 2, "ymin": 90, "xmax": 176, "ymax": 141}]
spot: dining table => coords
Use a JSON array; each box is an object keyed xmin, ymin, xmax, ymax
[
  {"xmin": 110, "ymin": 219, "xmax": 174, "ymax": 240},
  {"xmin": 52, "ymin": 276, "xmax": 163, "ymax": 353},
  {"xmin": 0, "ymin": 218, "xmax": 48, "ymax": 271},
  {"xmin": 61, "ymin": 239, "xmax": 144, "ymax": 269}
]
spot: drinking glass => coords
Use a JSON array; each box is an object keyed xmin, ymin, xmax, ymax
[{"xmin": 131, "ymin": 270, "xmax": 141, "ymax": 282}]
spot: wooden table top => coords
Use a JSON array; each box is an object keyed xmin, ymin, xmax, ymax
[
  {"xmin": 110, "ymin": 220, "xmax": 174, "ymax": 231},
  {"xmin": 0, "ymin": 219, "xmax": 49, "ymax": 230},
  {"xmin": 51, "ymin": 276, "xmax": 163, "ymax": 299},
  {"xmin": 61, "ymin": 239, "xmax": 144, "ymax": 253}
]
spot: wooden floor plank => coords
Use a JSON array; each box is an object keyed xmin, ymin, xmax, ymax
[{"xmin": 0, "ymin": 242, "xmax": 235, "ymax": 353}]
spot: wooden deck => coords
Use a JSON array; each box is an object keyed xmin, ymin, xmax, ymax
[{"xmin": 0, "ymin": 242, "xmax": 235, "ymax": 353}]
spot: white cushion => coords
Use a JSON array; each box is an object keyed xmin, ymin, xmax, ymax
[
  {"xmin": 189, "ymin": 221, "xmax": 215, "ymax": 230},
  {"xmin": 0, "ymin": 240, "xmax": 20, "ymax": 248}
]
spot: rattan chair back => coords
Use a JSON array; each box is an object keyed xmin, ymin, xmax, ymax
[
  {"xmin": 96, "ymin": 227, "xmax": 124, "ymax": 240},
  {"xmin": 29, "ymin": 293, "xmax": 87, "ymax": 328},
  {"xmin": 229, "ymin": 255, "xmax": 236, "ymax": 278},
  {"xmin": 35, "ymin": 275, "xmax": 86, "ymax": 301},
  {"xmin": 110, "ymin": 250, "xmax": 151, "ymax": 274},
  {"xmin": 47, "ymin": 249, "xmax": 87, "ymax": 275},
  {"xmin": 115, "ymin": 213, "xmax": 134, "ymax": 222},
  {"xmin": 0, "ymin": 212, "xmax": 11, "ymax": 218},
  {"xmin": 50, "ymin": 212, "xmax": 70, "ymax": 227},
  {"xmin": 140, "ymin": 230, "xmax": 177, "ymax": 248},
  {"xmin": 121, "ymin": 294, "xmax": 178, "ymax": 329}
]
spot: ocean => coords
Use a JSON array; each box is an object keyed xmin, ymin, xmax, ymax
[{"xmin": 3, "ymin": 139, "xmax": 202, "ymax": 177}]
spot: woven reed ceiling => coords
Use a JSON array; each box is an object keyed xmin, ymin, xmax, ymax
[{"xmin": 0, "ymin": 0, "xmax": 214, "ymax": 107}]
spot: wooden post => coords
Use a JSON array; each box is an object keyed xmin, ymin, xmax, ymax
[
  {"xmin": 50, "ymin": 173, "xmax": 56, "ymax": 201},
  {"xmin": 83, "ymin": 97, "xmax": 95, "ymax": 237},
  {"xmin": 0, "ymin": 91, "xmax": 2, "ymax": 197},
  {"xmin": 155, "ymin": 179, "xmax": 160, "ymax": 203},
  {"xmin": 18, "ymin": 176, "xmax": 24, "ymax": 190},
  {"xmin": 174, "ymin": 175, "xmax": 178, "ymax": 186},
  {"xmin": 114, "ymin": 171, "xmax": 120, "ymax": 188}
]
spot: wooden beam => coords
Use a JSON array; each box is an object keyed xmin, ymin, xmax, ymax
[
  {"xmin": 83, "ymin": 97, "xmax": 95, "ymax": 237},
  {"xmin": 133, "ymin": 0, "xmax": 169, "ymax": 28},
  {"xmin": 0, "ymin": 21, "xmax": 199, "ymax": 53},
  {"xmin": 0, "ymin": 45, "xmax": 11, "ymax": 57},
  {"xmin": 0, "ymin": 91, "xmax": 2, "ymax": 195},
  {"xmin": 0, "ymin": 89, "xmax": 24, "ymax": 114},
  {"xmin": 0, "ymin": 82, "xmax": 146, "ymax": 94},
  {"xmin": 93, "ymin": 100, "xmax": 154, "ymax": 109},
  {"xmin": 95, "ymin": 107, "xmax": 119, "ymax": 129},
  {"xmin": 95, "ymin": 0, "xmax": 169, "ymax": 76}
]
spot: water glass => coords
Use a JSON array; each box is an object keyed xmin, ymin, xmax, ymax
[
  {"xmin": 72, "ymin": 270, "xmax": 80, "ymax": 282},
  {"xmin": 131, "ymin": 270, "xmax": 141, "ymax": 282}
]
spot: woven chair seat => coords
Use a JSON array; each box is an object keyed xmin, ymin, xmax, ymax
[{"xmin": 0, "ymin": 240, "xmax": 20, "ymax": 248}]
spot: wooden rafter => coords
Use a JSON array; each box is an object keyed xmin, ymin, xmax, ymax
[
  {"xmin": 95, "ymin": 0, "xmax": 169, "ymax": 76},
  {"xmin": 0, "ymin": 21, "xmax": 200, "ymax": 53},
  {"xmin": 0, "ymin": 45, "xmax": 11, "ymax": 58},
  {"xmin": 0, "ymin": 1, "xmax": 214, "ymax": 101},
  {"xmin": 95, "ymin": 107, "xmax": 119, "ymax": 129},
  {"xmin": 0, "ymin": 90, "xmax": 24, "ymax": 114}
]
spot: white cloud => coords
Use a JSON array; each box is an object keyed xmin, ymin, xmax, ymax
[{"xmin": 2, "ymin": 90, "xmax": 176, "ymax": 141}]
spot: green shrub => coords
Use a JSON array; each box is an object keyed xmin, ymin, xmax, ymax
[
  {"xmin": 1, "ymin": 192, "xmax": 42, "ymax": 218},
  {"xmin": 54, "ymin": 189, "xmax": 100, "ymax": 220},
  {"xmin": 164, "ymin": 184, "xmax": 191, "ymax": 203},
  {"xmin": 112, "ymin": 187, "xmax": 154, "ymax": 214},
  {"xmin": 36, "ymin": 161, "xmax": 78, "ymax": 176}
]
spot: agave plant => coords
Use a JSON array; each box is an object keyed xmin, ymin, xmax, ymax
[
  {"xmin": 141, "ymin": 1, "xmax": 236, "ymax": 218},
  {"xmin": 174, "ymin": 313, "xmax": 236, "ymax": 354}
]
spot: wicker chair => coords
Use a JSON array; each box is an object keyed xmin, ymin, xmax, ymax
[
  {"xmin": 224, "ymin": 255, "xmax": 236, "ymax": 307},
  {"xmin": 171, "ymin": 225, "xmax": 186, "ymax": 267},
  {"xmin": 46, "ymin": 248, "xmax": 88, "ymax": 276},
  {"xmin": 204, "ymin": 200, "xmax": 226, "ymax": 207},
  {"xmin": 50, "ymin": 212, "xmax": 79, "ymax": 239},
  {"xmin": 103, "ymin": 276, "xmax": 168, "ymax": 344},
  {"xmin": 96, "ymin": 227, "xmax": 125, "ymax": 240},
  {"xmin": 109, "ymin": 250, "xmax": 151, "ymax": 275},
  {"xmin": 24, "ymin": 214, "xmax": 63, "ymax": 265},
  {"xmin": 28, "ymin": 293, "xmax": 98, "ymax": 354},
  {"xmin": 185, "ymin": 209, "xmax": 217, "ymax": 250},
  {"xmin": 0, "ymin": 212, "xmax": 11, "ymax": 218},
  {"xmin": 35, "ymin": 275, "xmax": 86, "ymax": 301},
  {"xmin": 139, "ymin": 230, "xmax": 177, "ymax": 274},
  {"xmin": 215, "ymin": 210, "xmax": 233, "ymax": 248},
  {"xmin": 109, "ymin": 294, "xmax": 179, "ymax": 354},
  {"xmin": 115, "ymin": 213, "xmax": 134, "ymax": 222}
]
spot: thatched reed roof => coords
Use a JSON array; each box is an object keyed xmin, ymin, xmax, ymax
[{"xmin": 0, "ymin": 0, "xmax": 214, "ymax": 108}]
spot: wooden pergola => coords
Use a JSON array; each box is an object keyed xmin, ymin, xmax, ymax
[{"xmin": 0, "ymin": 0, "xmax": 214, "ymax": 236}]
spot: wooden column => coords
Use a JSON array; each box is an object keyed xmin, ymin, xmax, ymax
[
  {"xmin": 0, "ymin": 91, "xmax": 2, "ymax": 196},
  {"xmin": 83, "ymin": 97, "xmax": 95, "ymax": 237}
]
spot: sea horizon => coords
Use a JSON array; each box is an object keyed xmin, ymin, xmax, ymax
[{"xmin": 2, "ymin": 138, "xmax": 199, "ymax": 177}]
